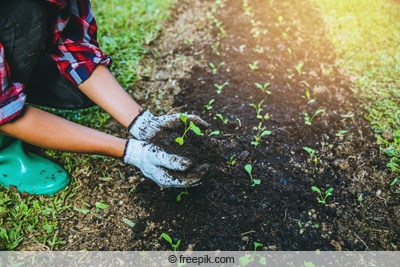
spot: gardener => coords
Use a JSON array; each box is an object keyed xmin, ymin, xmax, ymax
[{"xmin": 0, "ymin": 0, "xmax": 206, "ymax": 195}]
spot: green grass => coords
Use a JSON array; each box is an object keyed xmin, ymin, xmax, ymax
[
  {"xmin": 0, "ymin": 0, "xmax": 176, "ymax": 250},
  {"xmin": 311, "ymin": 0, "xmax": 400, "ymax": 186}
]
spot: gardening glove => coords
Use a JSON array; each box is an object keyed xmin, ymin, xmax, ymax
[
  {"xmin": 129, "ymin": 110, "xmax": 208, "ymax": 141},
  {"xmin": 123, "ymin": 139, "xmax": 200, "ymax": 188}
]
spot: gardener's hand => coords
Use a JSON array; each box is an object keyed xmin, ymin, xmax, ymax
[
  {"xmin": 123, "ymin": 139, "xmax": 200, "ymax": 188},
  {"xmin": 129, "ymin": 110, "xmax": 208, "ymax": 141}
]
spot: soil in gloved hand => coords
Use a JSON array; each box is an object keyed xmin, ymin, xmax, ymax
[{"xmin": 149, "ymin": 124, "xmax": 224, "ymax": 186}]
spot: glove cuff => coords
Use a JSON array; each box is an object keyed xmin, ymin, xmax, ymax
[
  {"xmin": 123, "ymin": 139, "xmax": 142, "ymax": 167},
  {"xmin": 127, "ymin": 109, "xmax": 147, "ymax": 131}
]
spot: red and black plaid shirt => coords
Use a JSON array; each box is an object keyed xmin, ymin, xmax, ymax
[{"xmin": 0, "ymin": 0, "xmax": 111, "ymax": 125}]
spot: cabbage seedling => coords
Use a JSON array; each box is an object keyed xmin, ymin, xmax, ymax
[
  {"xmin": 245, "ymin": 164, "xmax": 260, "ymax": 186},
  {"xmin": 175, "ymin": 113, "xmax": 203, "ymax": 145}
]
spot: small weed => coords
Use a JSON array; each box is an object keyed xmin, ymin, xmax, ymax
[
  {"xmin": 160, "ymin": 233, "xmax": 181, "ymax": 251},
  {"xmin": 175, "ymin": 113, "xmax": 204, "ymax": 145},
  {"xmin": 303, "ymin": 109, "xmax": 325, "ymax": 125},
  {"xmin": 245, "ymin": 164, "xmax": 261, "ymax": 186},
  {"xmin": 311, "ymin": 186, "xmax": 333, "ymax": 204},
  {"xmin": 214, "ymin": 81, "xmax": 229, "ymax": 94}
]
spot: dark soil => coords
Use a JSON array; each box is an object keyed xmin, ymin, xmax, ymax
[{"xmin": 51, "ymin": 0, "xmax": 399, "ymax": 251}]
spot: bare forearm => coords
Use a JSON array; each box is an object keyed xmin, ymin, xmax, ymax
[
  {"xmin": 78, "ymin": 65, "xmax": 143, "ymax": 128},
  {"xmin": 0, "ymin": 106, "xmax": 126, "ymax": 158}
]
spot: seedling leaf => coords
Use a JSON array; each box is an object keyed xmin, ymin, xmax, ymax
[
  {"xmin": 189, "ymin": 121, "xmax": 203, "ymax": 136},
  {"xmin": 175, "ymin": 137, "xmax": 184, "ymax": 146}
]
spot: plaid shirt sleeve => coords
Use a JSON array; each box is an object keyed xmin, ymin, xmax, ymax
[
  {"xmin": 0, "ymin": 43, "xmax": 26, "ymax": 125},
  {"xmin": 46, "ymin": 0, "xmax": 111, "ymax": 87},
  {"xmin": 0, "ymin": 0, "xmax": 110, "ymax": 125}
]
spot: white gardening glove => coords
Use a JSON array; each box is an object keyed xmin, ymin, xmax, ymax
[
  {"xmin": 123, "ymin": 139, "xmax": 200, "ymax": 188},
  {"xmin": 128, "ymin": 110, "xmax": 208, "ymax": 141}
]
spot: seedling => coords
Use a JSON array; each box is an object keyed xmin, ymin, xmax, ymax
[
  {"xmin": 239, "ymin": 242, "xmax": 266, "ymax": 267},
  {"xmin": 311, "ymin": 186, "xmax": 333, "ymax": 204},
  {"xmin": 303, "ymin": 109, "xmax": 325, "ymax": 125},
  {"xmin": 175, "ymin": 113, "xmax": 203, "ymax": 145},
  {"xmin": 211, "ymin": 41, "xmax": 221, "ymax": 56},
  {"xmin": 203, "ymin": 98, "xmax": 215, "ymax": 112},
  {"xmin": 294, "ymin": 61, "xmax": 305, "ymax": 75},
  {"xmin": 249, "ymin": 100, "xmax": 264, "ymax": 120},
  {"xmin": 208, "ymin": 130, "xmax": 220, "ymax": 136},
  {"xmin": 176, "ymin": 189, "xmax": 189, "ymax": 202},
  {"xmin": 216, "ymin": 113, "xmax": 228, "ymax": 124},
  {"xmin": 249, "ymin": 60, "xmax": 259, "ymax": 71},
  {"xmin": 245, "ymin": 164, "xmax": 261, "ymax": 186},
  {"xmin": 255, "ymin": 82, "xmax": 271, "ymax": 95},
  {"xmin": 303, "ymin": 146, "xmax": 318, "ymax": 164},
  {"xmin": 160, "ymin": 233, "xmax": 181, "ymax": 251},
  {"xmin": 227, "ymin": 154, "xmax": 236, "ymax": 166},
  {"xmin": 302, "ymin": 89, "xmax": 315, "ymax": 104},
  {"xmin": 209, "ymin": 61, "xmax": 225, "ymax": 74},
  {"xmin": 251, "ymin": 129, "xmax": 271, "ymax": 148},
  {"xmin": 214, "ymin": 81, "xmax": 229, "ymax": 94}
]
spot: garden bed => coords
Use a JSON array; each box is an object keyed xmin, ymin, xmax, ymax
[{"xmin": 55, "ymin": 0, "xmax": 399, "ymax": 251}]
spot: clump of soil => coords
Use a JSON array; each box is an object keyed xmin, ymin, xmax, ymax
[{"xmin": 149, "ymin": 124, "xmax": 225, "ymax": 186}]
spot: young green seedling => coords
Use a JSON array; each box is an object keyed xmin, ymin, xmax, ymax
[
  {"xmin": 209, "ymin": 61, "xmax": 226, "ymax": 74},
  {"xmin": 160, "ymin": 233, "xmax": 181, "ymax": 251},
  {"xmin": 175, "ymin": 113, "xmax": 203, "ymax": 145},
  {"xmin": 176, "ymin": 189, "xmax": 189, "ymax": 202},
  {"xmin": 302, "ymin": 89, "xmax": 315, "ymax": 104},
  {"xmin": 204, "ymin": 98, "xmax": 215, "ymax": 112},
  {"xmin": 311, "ymin": 186, "xmax": 333, "ymax": 204},
  {"xmin": 303, "ymin": 146, "xmax": 318, "ymax": 164},
  {"xmin": 245, "ymin": 164, "xmax": 261, "ymax": 186},
  {"xmin": 248, "ymin": 60, "xmax": 259, "ymax": 71},
  {"xmin": 251, "ymin": 129, "xmax": 271, "ymax": 148},
  {"xmin": 216, "ymin": 113, "xmax": 228, "ymax": 124},
  {"xmin": 239, "ymin": 241, "xmax": 266, "ymax": 267},
  {"xmin": 255, "ymin": 82, "xmax": 271, "ymax": 95},
  {"xmin": 303, "ymin": 109, "xmax": 325, "ymax": 125},
  {"xmin": 208, "ymin": 130, "xmax": 220, "ymax": 136},
  {"xmin": 249, "ymin": 100, "xmax": 264, "ymax": 120},
  {"xmin": 227, "ymin": 154, "xmax": 236, "ymax": 166},
  {"xmin": 214, "ymin": 81, "xmax": 229, "ymax": 94},
  {"xmin": 294, "ymin": 61, "xmax": 304, "ymax": 75}
]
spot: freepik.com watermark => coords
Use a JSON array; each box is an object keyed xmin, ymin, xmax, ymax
[{"xmin": 168, "ymin": 254, "xmax": 235, "ymax": 265}]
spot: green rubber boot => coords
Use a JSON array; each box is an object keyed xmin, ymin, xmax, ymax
[{"xmin": 0, "ymin": 135, "xmax": 70, "ymax": 195}]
